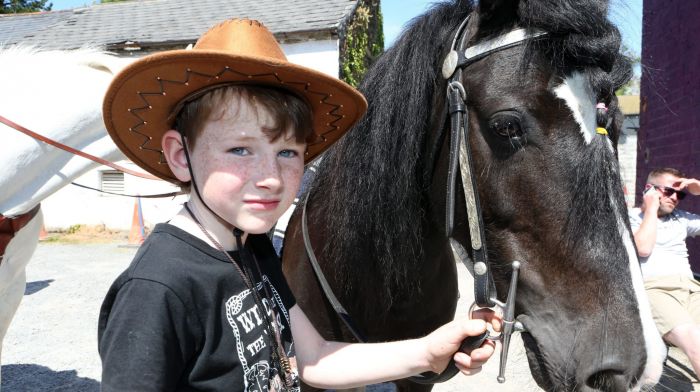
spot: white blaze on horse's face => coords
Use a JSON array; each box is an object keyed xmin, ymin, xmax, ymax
[
  {"xmin": 554, "ymin": 71, "xmax": 667, "ymax": 388},
  {"xmin": 616, "ymin": 213, "xmax": 667, "ymax": 388},
  {"xmin": 552, "ymin": 71, "xmax": 598, "ymax": 144}
]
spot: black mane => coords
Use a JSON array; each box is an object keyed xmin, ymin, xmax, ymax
[
  {"xmin": 309, "ymin": 1, "xmax": 473, "ymax": 306},
  {"xmin": 517, "ymin": 0, "xmax": 633, "ymax": 262},
  {"xmin": 519, "ymin": 0, "xmax": 632, "ymax": 101}
]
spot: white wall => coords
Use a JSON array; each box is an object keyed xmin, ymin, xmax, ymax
[
  {"xmin": 42, "ymin": 162, "xmax": 186, "ymax": 231},
  {"xmin": 284, "ymin": 39, "xmax": 340, "ymax": 77},
  {"xmin": 41, "ymin": 39, "xmax": 340, "ymax": 231},
  {"xmin": 618, "ymin": 114, "xmax": 639, "ymax": 207}
]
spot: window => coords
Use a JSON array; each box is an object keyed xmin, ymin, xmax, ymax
[{"xmin": 100, "ymin": 170, "xmax": 124, "ymax": 194}]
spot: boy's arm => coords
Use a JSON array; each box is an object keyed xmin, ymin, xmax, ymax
[
  {"xmin": 633, "ymin": 188, "xmax": 660, "ymax": 257},
  {"xmin": 290, "ymin": 305, "xmax": 496, "ymax": 389},
  {"xmin": 99, "ymin": 280, "xmax": 192, "ymax": 391}
]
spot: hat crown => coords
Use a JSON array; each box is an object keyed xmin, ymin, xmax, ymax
[{"xmin": 194, "ymin": 19, "xmax": 287, "ymax": 62}]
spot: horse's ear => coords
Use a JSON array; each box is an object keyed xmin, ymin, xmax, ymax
[
  {"xmin": 85, "ymin": 54, "xmax": 133, "ymax": 76},
  {"xmin": 477, "ymin": 0, "xmax": 520, "ymax": 32}
]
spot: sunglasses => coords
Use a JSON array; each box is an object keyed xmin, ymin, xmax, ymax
[{"xmin": 651, "ymin": 184, "xmax": 687, "ymax": 200}]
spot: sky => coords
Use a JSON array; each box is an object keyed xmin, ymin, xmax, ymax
[
  {"xmin": 51, "ymin": 0, "xmax": 642, "ymax": 55},
  {"xmin": 51, "ymin": 0, "xmax": 92, "ymax": 10},
  {"xmin": 380, "ymin": 0, "xmax": 643, "ymax": 54}
]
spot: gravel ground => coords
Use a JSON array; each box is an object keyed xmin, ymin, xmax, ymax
[
  {"xmin": 1, "ymin": 242, "xmax": 698, "ymax": 391},
  {"xmin": 2, "ymin": 243, "xmax": 136, "ymax": 391}
]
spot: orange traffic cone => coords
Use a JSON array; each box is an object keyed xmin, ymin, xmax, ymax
[
  {"xmin": 127, "ymin": 197, "xmax": 146, "ymax": 245},
  {"xmin": 38, "ymin": 224, "xmax": 48, "ymax": 241}
]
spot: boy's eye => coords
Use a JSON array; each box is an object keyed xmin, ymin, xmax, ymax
[
  {"xmin": 278, "ymin": 149, "xmax": 299, "ymax": 158},
  {"xmin": 229, "ymin": 147, "xmax": 249, "ymax": 156}
]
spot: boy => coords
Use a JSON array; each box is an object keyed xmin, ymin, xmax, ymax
[{"xmin": 99, "ymin": 18, "xmax": 498, "ymax": 391}]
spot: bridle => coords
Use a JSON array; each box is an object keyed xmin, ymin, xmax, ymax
[
  {"xmin": 300, "ymin": 15, "xmax": 547, "ymax": 384},
  {"xmin": 443, "ymin": 16, "xmax": 547, "ymax": 308},
  {"xmin": 440, "ymin": 15, "xmax": 545, "ymax": 383}
]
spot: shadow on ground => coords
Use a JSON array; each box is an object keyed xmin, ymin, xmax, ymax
[
  {"xmin": 655, "ymin": 356, "xmax": 700, "ymax": 392},
  {"xmin": 24, "ymin": 279, "xmax": 54, "ymax": 296},
  {"xmin": 1, "ymin": 364, "xmax": 98, "ymax": 392}
]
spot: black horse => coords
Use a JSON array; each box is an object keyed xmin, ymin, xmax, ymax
[{"xmin": 282, "ymin": 0, "xmax": 666, "ymax": 391}]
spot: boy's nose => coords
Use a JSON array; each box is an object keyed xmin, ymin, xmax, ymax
[{"xmin": 255, "ymin": 159, "xmax": 283, "ymax": 191}]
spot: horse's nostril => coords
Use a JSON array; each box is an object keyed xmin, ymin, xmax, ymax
[{"xmin": 585, "ymin": 369, "xmax": 629, "ymax": 391}]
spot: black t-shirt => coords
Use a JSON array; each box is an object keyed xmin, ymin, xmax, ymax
[{"xmin": 98, "ymin": 223, "xmax": 300, "ymax": 392}]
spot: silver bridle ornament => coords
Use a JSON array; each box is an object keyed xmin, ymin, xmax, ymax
[{"xmin": 442, "ymin": 21, "xmax": 546, "ymax": 383}]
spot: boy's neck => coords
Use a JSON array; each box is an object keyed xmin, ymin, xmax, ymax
[{"xmin": 169, "ymin": 204, "xmax": 245, "ymax": 251}]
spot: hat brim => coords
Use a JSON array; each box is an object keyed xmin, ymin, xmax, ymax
[{"xmin": 103, "ymin": 49, "xmax": 367, "ymax": 183}]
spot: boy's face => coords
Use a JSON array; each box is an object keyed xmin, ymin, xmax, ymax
[{"xmin": 188, "ymin": 95, "xmax": 306, "ymax": 234}]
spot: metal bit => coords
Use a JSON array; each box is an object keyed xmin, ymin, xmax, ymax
[
  {"xmin": 496, "ymin": 260, "xmax": 522, "ymax": 383},
  {"xmin": 467, "ymin": 260, "xmax": 525, "ymax": 383}
]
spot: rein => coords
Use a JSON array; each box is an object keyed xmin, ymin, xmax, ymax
[
  {"xmin": 0, "ymin": 114, "xmax": 181, "ymax": 262},
  {"xmin": 0, "ymin": 114, "xmax": 182, "ymax": 198},
  {"xmin": 443, "ymin": 18, "xmax": 546, "ymax": 309},
  {"xmin": 69, "ymin": 181, "xmax": 181, "ymax": 198},
  {"xmin": 300, "ymin": 16, "xmax": 546, "ymax": 384},
  {"xmin": 0, "ymin": 204, "xmax": 41, "ymax": 265},
  {"xmin": 0, "ymin": 114, "xmax": 160, "ymax": 181}
]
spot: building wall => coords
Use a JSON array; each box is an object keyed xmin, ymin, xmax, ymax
[
  {"xmin": 41, "ymin": 164, "xmax": 186, "ymax": 231},
  {"xmin": 638, "ymin": 0, "xmax": 700, "ymax": 272},
  {"xmin": 618, "ymin": 114, "xmax": 639, "ymax": 207},
  {"xmin": 284, "ymin": 39, "xmax": 340, "ymax": 78},
  {"xmin": 41, "ymin": 39, "xmax": 340, "ymax": 231}
]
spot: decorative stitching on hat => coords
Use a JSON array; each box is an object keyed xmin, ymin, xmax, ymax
[
  {"xmin": 126, "ymin": 66, "xmax": 345, "ymax": 164},
  {"xmin": 278, "ymin": 79, "xmax": 345, "ymax": 141}
]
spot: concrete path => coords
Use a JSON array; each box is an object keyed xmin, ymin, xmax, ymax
[{"xmin": 1, "ymin": 242, "xmax": 698, "ymax": 391}]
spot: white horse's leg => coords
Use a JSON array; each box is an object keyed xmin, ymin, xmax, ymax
[{"xmin": 0, "ymin": 208, "xmax": 42, "ymax": 380}]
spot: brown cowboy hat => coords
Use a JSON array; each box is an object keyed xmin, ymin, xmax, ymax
[{"xmin": 103, "ymin": 18, "xmax": 367, "ymax": 183}]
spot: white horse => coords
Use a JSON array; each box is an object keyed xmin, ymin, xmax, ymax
[{"xmin": 0, "ymin": 47, "xmax": 133, "ymax": 379}]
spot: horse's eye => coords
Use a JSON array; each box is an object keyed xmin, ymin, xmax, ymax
[{"xmin": 488, "ymin": 114, "xmax": 523, "ymax": 138}]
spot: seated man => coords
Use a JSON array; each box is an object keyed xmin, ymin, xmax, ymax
[{"xmin": 630, "ymin": 167, "xmax": 700, "ymax": 378}]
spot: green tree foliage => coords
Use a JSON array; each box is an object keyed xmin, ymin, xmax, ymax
[
  {"xmin": 616, "ymin": 43, "xmax": 641, "ymax": 96},
  {"xmin": 340, "ymin": 0, "xmax": 384, "ymax": 87},
  {"xmin": 0, "ymin": 0, "xmax": 52, "ymax": 13}
]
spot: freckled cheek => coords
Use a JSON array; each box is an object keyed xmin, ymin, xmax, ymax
[
  {"xmin": 202, "ymin": 174, "xmax": 246, "ymax": 200},
  {"xmin": 228, "ymin": 164, "xmax": 254, "ymax": 183},
  {"xmin": 283, "ymin": 165, "xmax": 304, "ymax": 192},
  {"xmin": 200, "ymin": 159, "xmax": 250, "ymax": 194}
]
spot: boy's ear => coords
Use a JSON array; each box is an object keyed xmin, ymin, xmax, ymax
[{"xmin": 161, "ymin": 130, "xmax": 192, "ymax": 183}]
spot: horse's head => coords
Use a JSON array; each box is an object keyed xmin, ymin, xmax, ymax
[
  {"xmin": 284, "ymin": 0, "xmax": 664, "ymax": 389},
  {"xmin": 431, "ymin": 0, "xmax": 666, "ymax": 390}
]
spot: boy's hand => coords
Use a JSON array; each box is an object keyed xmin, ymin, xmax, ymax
[{"xmin": 423, "ymin": 309, "xmax": 501, "ymax": 375}]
